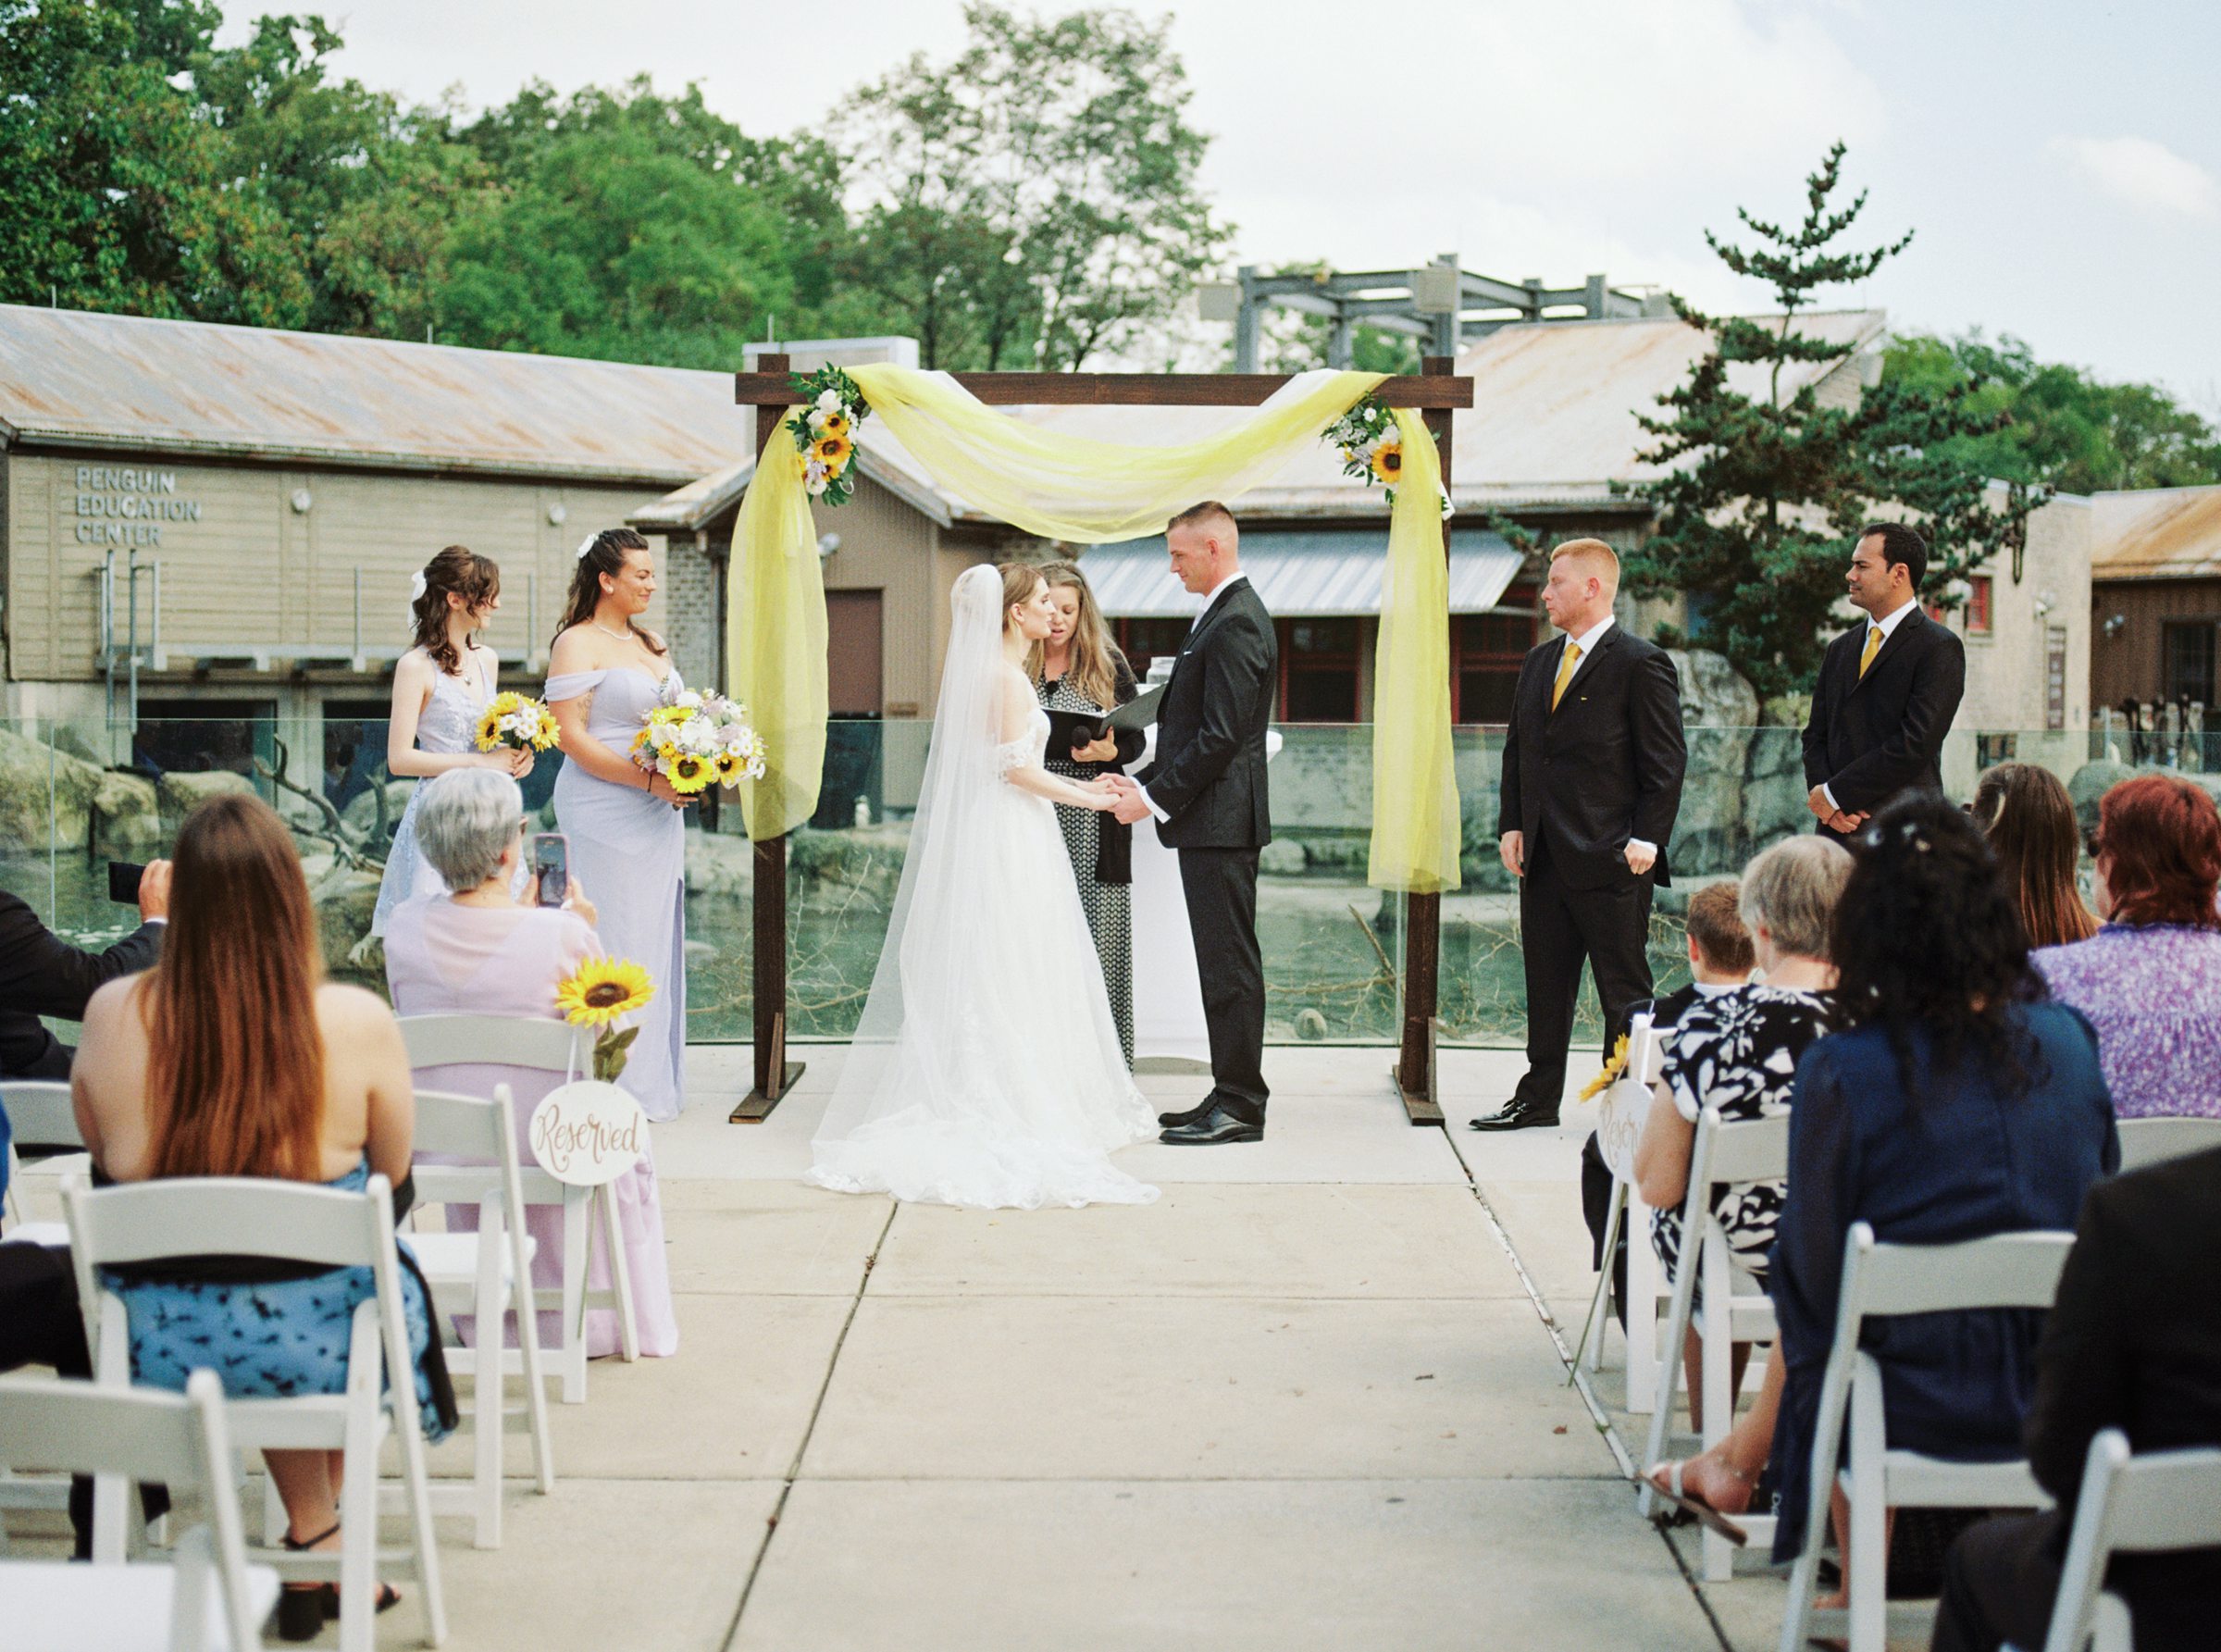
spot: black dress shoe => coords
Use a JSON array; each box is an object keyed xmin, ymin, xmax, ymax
[
  {"xmin": 1468, "ymin": 1100, "xmax": 1560, "ymax": 1132},
  {"xmin": 1160, "ymin": 1103, "xmax": 1264, "ymax": 1146},
  {"xmin": 1157, "ymin": 1099, "xmax": 1215, "ymax": 1129}
]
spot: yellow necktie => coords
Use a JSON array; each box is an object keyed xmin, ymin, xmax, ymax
[
  {"xmin": 1551, "ymin": 640, "xmax": 1582, "ymax": 710},
  {"xmin": 1857, "ymin": 624, "xmax": 1883, "ymax": 679}
]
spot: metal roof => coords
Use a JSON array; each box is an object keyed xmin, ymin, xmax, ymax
[
  {"xmin": 2088, "ymin": 485, "xmax": 2221, "ymax": 580},
  {"xmin": 1080, "ymin": 529, "xmax": 1524, "ymax": 618}
]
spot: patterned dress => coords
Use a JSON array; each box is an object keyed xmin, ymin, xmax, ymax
[
  {"xmin": 1037, "ymin": 667, "xmax": 1140, "ymax": 1064},
  {"xmin": 1651, "ymin": 986, "xmax": 1836, "ymax": 1290},
  {"xmin": 2034, "ymin": 923, "xmax": 2221, "ymax": 1118}
]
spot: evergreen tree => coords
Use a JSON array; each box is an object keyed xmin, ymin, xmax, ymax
[{"xmin": 1627, "ymin": 143, "xmax": 2037, "ymax": 702}]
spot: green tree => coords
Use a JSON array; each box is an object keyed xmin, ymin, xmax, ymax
[
  {"xmin": 1883, "ymin": 330, "xmax": 2221, "ymax": 494},
  {"xmin": 831, "ymin": 4, "xmax": 1233, "ymax": 369},
  {"xmin": 1626, "ymin": 143, "xmax": 2034, "ymax": 701}
]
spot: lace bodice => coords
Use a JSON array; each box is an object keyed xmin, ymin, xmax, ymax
[
  {"xmin": 416, "ymin": 656, "xmax": 495, "ymax": 754},
  {"xmin": 996, "ymin": 709, "xmax": 1049, "ymax": 779}
]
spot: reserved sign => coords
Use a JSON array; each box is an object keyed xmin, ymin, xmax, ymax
[{"xmin": 528, "ymin": 1081, "xmax": 650, "ymax": 1186}]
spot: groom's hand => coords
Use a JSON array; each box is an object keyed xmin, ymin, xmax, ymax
[
  {"xmin": 1110, "ymin": 790, "xmax": 1152, "ymax": 826},
  {"xmin": 1498, "ymin": 830, "xmax": 1524, "ymax": 878}
]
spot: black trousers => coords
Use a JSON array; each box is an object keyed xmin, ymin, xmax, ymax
[
  {"xmin": 1932, "ymin": 1511, "xmax": 2064, "ymax": 1652},
  {"xmin": 1515, "ymin": 838, "xmax": 1655, "ymax": 1114},
  {"xmin": 1177, "ymin": 846, "xmax": 1269, "ymax": 1124},
  {"xmin": 1580, "ymin": 1132, "xmax": 1628, "ymax": 1333}
]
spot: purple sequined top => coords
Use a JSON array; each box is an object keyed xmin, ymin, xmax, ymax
[{"xmin": 2033, "ymin": 924, "xmax": 2221, "ymax": 1120}]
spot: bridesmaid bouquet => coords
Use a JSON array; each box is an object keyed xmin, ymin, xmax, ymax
[
  {"xmin": 627, "ymin": 689, "xmax": 769, "ymax": 797},
  {"xmin": 475, "ymin": 691, "xmax": 562, "ymax": 754},
  {"xmin": 556, "ymin": 956, "xmax": 656, "ymax": 1082}
]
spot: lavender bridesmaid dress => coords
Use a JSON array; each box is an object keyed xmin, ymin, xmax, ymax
[{"xmin": 384, "ymin": 899, "xmax": 678, "ymax": 1359}]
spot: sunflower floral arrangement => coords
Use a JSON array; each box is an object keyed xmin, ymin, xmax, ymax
[
  {"xmin": 628, "ymin": 688, "xmax": 769, "ymax": 796},
  {"xmin": 1321, "ymin": 396, "xmax": 1453, "ymax": 519},
  {"xmin": 786, "ymin": 365, "xmax": 871, "ymax": 504},
  {"xmin": 1576, "ymin": 1032, "xmax": 1632, "ymax": 1103},
  {"xmin": 557, "ymin": 956, "xmax": 657, "ymax": 1082},
  {"xmin": 474, "ymin": 690, "xmax": 562, "ymax": 754}
]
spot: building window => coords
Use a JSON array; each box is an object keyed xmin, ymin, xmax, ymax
[
  {"xmin": 1115, "ymin": 618, "xmax": 1192, "ymax": 678},
  {"xmin": 1455, "ymin": 584, "xmax": 1541, "ymax": 724},
  {"xmin": 1279, "ymin": 618, "xmax": 1360, "ymax": 722},
  {"xmin": 1967, "ymin": 576, "xmax": 1993, "ymax": 636},
  {"xmin": 2162, "ymin": 621, "xmax": 2217, "ymax": 708}
]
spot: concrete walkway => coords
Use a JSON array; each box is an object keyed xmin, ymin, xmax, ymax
[{"xmin": 16, "ymin": 1045, "xmax": 1859, "ymax": 1649}]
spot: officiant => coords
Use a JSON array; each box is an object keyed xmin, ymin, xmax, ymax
[{"xmin": 1031, "ymin": 561, "xmax": 1146, "ymax": 1063}]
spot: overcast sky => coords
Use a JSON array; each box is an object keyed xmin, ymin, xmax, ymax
[{"xmin": 217, "ymin": 0, "xmax": 2221, "ymax": 408}]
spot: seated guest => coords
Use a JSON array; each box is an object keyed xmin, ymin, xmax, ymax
[
  {"xmin": 0, "ymin": 861, "xmax": 168, "ymax": 1081},
  {"xmin": 72, "ymin": 794, "xmax": 451, "ymax": 1640},
  {"xmin": 1969, "ymin": 763, "xmax": 2099, "ymax": 950},
  {"xmin": 2034, "ymin": 773, "xmax": 2221, "ymax": 1119},
  {"xmin": 1581, "ymin": 878, "xmax": 1756, "ymax": 1331},
  {"xmin": 383, "ymin": 768, "xmax": 677, "ymax": 1360},
  {"xmin": 1931, "ymin": 1143, "xmax": 2221, "ymax": 1652},
  {"xmin": 1636, "ymin": 836, "xmax": 1850, "ymax": 1510},
  {"xmin": 1767, "ymin": 792, "xmax": 2118, "ymax": 1606}
]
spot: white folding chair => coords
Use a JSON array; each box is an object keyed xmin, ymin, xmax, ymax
[
  {"xmin": 1639, "ymin": 1104, "xmax": 1790, "ymax": 1580},
  {"xmin": 0, "ymin": 1370, "xmax": 278, "ymax": 1651},
  {"xmin": 2023, "ymin": 1428, "xmax": 2221, "ymax": 1652},
  {"xmin": 2, "ymin": 1079, "xmax": 84, "ymax": 1239},
  {"xmin": 396, "ymin": 1014, "xmax": 638, "ymax": 1404},
  {"xmin": 2114, "ymin": 1115, "xmax": 2221, "ymax": 1174},
  {"xmin": 402, "ymin": 1085, "xmax": 556, "ymax": 1548},
  {"xmin": 1574, "ymin": 1014, "xmax": 1677, "ymax": 1412},
  {"xmin": 65, "ymin": 1174, "xmax": 447, "ymax": 1652},
  {"xmin": 1779, "ymin": 1222, "xmax": 2076, "ymax": 1652}
]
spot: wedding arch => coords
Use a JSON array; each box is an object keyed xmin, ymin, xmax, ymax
[{"xmin": 726, "ymin": 354, "xmax": 1475, "ymax": 1124}]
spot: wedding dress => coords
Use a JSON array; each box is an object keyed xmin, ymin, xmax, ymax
[{"xmin": 808, "ymin": 565, "xmax": 1159, "ymax": 1210}]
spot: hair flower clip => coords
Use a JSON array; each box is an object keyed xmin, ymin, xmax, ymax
[
  {"xmin": 575, "ymin": 532, "xmax": 599, "ymax": 561},
  {"xmin": 409, "ymin": 570, "xmax": 428, "ymax": 603}
]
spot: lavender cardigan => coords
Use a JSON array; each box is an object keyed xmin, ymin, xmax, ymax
[{"xmin": 2034, "ymin": 925, "xmax": 2221, "ymax": 1119}]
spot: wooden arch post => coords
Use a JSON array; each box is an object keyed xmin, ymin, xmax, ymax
[{"xmin": 729, "ymin": 366, "xmax": 1473, "ymax": 1124}]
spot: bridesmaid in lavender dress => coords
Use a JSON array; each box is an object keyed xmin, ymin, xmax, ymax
[
  {"xmin": 544, "ymin": 529, "xmax": 694, "ymax": 1122},
  {"xmin": 384, "ymin": 768, "xmax": 677, "ymax": 1358},
  {"xmin": 372, "ymin": 546, "xmax": 534, "ymax": 938}
]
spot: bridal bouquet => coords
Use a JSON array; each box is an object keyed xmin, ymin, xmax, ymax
[
  {"xmin": 628, "ymin": 689, "xmax": 769, "ymax": 796},
  {"xmin": 1321, "ymin": 396, "xmax": 1453, "ymax": 519},
  {"xmin": 475, "ymin": 691, "xmax": 562, "ymax": 754},
  {"xmin": 556, "ymin": 955, "xmax": 656, "ymax": 1081}
]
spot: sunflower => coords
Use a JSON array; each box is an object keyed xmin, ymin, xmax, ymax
[
  {"xmin": 474, "ymin": 705, "xmax": 505, "ymax": 751},
  {"xmin": 813, "ymin": 433, "xmax": 852, "ymax": 472},
  {"xmin": 667, "ymin": 752, "xmax": 713, "ymax": 795},
  {"xmin": 630, "ymin": 727, "xmax": 653, "ymax": 754},
  {"xmin": 529, "ymin": 708, "xmax": 562, "ymax": 750},
  {"xmin": 711, "ymin": 749, "xmax": 745, "ymax": 786},
  {"xmin": 1576, "ymin": 1032, "xmax": 1631, "ymax": 1102},
  {"xmin": 1371, "ymin": 441, "xmax": 1404, "ymax": 483},
  {"xmin": 556, "ymin": 957, "xmax": 655, "ymax": 1027},
  {"xmin": 819, "ymin": 411, "xmax": 850, "ymax": 440}
]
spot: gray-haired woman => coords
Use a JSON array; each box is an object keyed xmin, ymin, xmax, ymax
[
  {"xmin": 1634, "ymin": 833, "xmax": 1852, "ymax": 1526},
  {"xmin": 381, "ymin": 768, "xmax": 677, "ymax": 1359}
]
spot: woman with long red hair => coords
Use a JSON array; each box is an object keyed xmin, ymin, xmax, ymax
[
  {"xmin": 73, "ymin": 793, "xmax": 450, "ymax": 1639},
  {"xmin": 2035, "ymin": 773, "xmax": 2221, "ymax": 1118}
]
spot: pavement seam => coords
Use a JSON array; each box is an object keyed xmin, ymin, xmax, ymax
[{"xmin": 720, "ymin": 1197, "xmax": 900, "ymax": 1652}]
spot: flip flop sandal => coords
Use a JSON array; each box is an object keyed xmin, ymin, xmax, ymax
[{"xmin": 1643, "ymin": 1459, "xmax": 1754, "ymax": 1546}]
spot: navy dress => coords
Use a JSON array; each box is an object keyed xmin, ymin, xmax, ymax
[{"xmin": 1766, "ymin": 1002, "xmax": 2118, "ymax": 1560}]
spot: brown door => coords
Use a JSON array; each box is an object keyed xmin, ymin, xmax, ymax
[{"xmin": 825, "ymin": 590, "xmax": 885, "ymax": 716}]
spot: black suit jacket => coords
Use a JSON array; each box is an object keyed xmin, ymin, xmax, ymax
[
  {"xmin": 1497, "ymin": 624, "xmax": 1686, "ymax": 890},
  {"xmin": 1136, "ymin": 578, "xmax": 1277, "ymax": 850},
  {"xmin": 1800, "ymin": 607, "xmax": 1966, "ymax": 817},
  {"xmin": 0, "ymin": 889, "xmax": 162, "ymax": 1079},
  {"xmin": 2021, "ymin": 1145, "xmax": 2221, "ymax": 1648}
]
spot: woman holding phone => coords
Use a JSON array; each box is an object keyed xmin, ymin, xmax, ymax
[
  {"xmin": 545, "ymin": 529, "xmax": 691, "ymax": 1122},
  {"xmin": 373, "ymin": 547, "xmax": 531, "ymax": 937},
  {"xmin": 1031, "ymin": 562, "xmax": 1144, "ymax": 1063}
]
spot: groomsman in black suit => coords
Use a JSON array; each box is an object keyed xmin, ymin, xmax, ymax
[
  {"xmin": 0, "ymin": 863, "xmax": 168, "ymax": 1082},
  {"xmin": 1474, "ymin": 540, "xmax": 1686, "ymax": 1133},
  {"xmin": 1801, "ymin": 522, "xmax": 1966, "ymax": 839}
]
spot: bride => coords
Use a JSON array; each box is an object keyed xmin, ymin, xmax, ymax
[{"xmin": 808, "ymin": 563, "xmax": 1160, "ymax": 1210}]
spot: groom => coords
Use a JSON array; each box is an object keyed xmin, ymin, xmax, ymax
[{"xmin": 1109, "ymin": 501, "xmax": 1276, "ymax": 1145}]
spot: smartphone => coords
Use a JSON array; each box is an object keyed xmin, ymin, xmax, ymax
[
  {"xmin": 530, "ymin": 833, "xmax": 569, "ymax": 909},
  {"xmin": 107, "ymin": 861, "xmax": 145, "ymax": 904}
]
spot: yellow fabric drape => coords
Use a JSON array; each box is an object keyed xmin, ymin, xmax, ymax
[
  {"xmin": 728, "ymin": 364, "xmax": 1462, "ymax": 894},
  {"xmin": 1369, "ymin": 408, "xmax": 1461, "ymax": 894}
]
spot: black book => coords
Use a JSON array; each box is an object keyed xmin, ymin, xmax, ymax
[{"xmin": 1043, "ymin": 683, "xmax": 1164, "ymax": 757}]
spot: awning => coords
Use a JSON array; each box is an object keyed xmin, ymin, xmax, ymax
[{"xmin": 1079, "ymin": 528, "xmax": 1526, "ymax": 618}]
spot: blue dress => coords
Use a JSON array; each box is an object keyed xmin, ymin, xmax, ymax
[
  {"xmin": 106, "ymin": 1160, "xmax": 452, "ymax": 1442},
  {"xmin": 1765, "ymin": 1001, "xmax": 2118, "ymax": 1560}
]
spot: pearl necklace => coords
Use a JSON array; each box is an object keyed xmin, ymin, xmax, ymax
[{"xmin": 592, "ymin": 621, "xmax": 636, "ymax": 642}]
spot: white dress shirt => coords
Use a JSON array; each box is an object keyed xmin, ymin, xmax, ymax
[
  {"xmin": 1139, "ymin": 571, "xmax": 1251, "ymax": 824},
  {"xmin": 1551, "ymin": 617, "xmax": 1656, "ymax": 861},
  {"xmin": 1819, "ymin": 596, "xmax": 1919, "ymax": 814}
]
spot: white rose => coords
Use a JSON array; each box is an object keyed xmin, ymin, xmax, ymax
[
  {"xmin": 815, "ymin": 389, "xmax": 842, "ymax": 413},
  {"xmin": 808, "ymin": 409, "xmax": 828, "ymax": 430},
  {"xmin": 806, "ymin": 475, "xmax": 829, "ymax": 496},
  {"xmin": 676, "ymin": 689, "xmax": 702, "ymax": 711}
]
